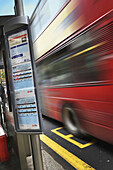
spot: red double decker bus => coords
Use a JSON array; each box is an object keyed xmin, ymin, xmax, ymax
[{"xmin": 31, "ymin": 0, "xmax": 113, "ymax": 144}]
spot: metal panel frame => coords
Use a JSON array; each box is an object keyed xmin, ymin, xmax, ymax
[{"xmin": 3, "ymin": 16, "xmax": 42, "ymax": 134}]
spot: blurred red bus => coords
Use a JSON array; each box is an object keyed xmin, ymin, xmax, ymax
[{"xmin": 31, "ymin": 0, "xmax": 113, "ymax": 144}]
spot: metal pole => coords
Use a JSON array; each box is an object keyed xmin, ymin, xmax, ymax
[
  {"xmin": 30, "ymin": 135, "xmax": 43, "ymax": 170},
  {"xmin": 13, "ymin": 2, "xmax": 43, "ymax": 170},
  {"xmin": 17, "ymin": 134, "xmax": 28, "ymax": 170},
  {"xmin": 14, "ymin": 0, "xmax": 24, "ymax": 16}
]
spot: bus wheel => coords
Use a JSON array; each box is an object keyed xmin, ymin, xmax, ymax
[{"xmin": 62, "ymin": 104, "xmax": 82, "ymax": 137}]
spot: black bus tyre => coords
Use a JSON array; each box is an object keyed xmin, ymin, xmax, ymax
[{"xmin": 62, "ymin": 104, "xmax": 83, "ymax": 137}]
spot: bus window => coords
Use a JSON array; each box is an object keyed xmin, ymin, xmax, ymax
[
  {"xmin": 31, "ymin": 0, "xmax": 68, "ymax": 42},
  {"xmin": 47, "ymin": 53, "xmax": 73, "ymax": 86},
  {"xmin": 68, "ymin": 21, "xmax": 113, "ymax": 84}
]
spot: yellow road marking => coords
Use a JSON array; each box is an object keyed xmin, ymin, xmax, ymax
[
  {"xmin": 40, "ymin": 134, "xmax": 95, "ymax": 170},
  {"xmin": 51, "ymin": 127, "xmax": 96, "ymax": 149}
]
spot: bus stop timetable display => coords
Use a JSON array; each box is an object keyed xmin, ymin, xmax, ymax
[
  {"xmin": 8, "ymin": 30, "xmax": 30, "ymax": 65},
  {"xmin": 8, "ymin": 30, "xmax": 40, "ymax": 131}
]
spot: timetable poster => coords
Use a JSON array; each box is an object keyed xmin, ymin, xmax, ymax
[
  {"xmin": 15, "ymin": 89, "xmax": 39, "ymax": 129},
  {"xmin": 8, "ymin": 30, "xmax": 40, "ymax": 130},
  {"xmin": 8, "ymin": 30, "xmax": 31, "ymax": 65}
]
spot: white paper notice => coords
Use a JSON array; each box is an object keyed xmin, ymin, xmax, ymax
[{"xmin": 8, "ymin": 30, "xmax": 31, "ymax": 66}]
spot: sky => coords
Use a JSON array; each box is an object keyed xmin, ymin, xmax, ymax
[{"xmin": 0, "ymin": 0, "xmax": 39, "ymax": 17}]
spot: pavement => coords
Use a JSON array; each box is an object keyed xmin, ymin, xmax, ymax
[
  {"xmin": 0, "ymin": 107, "xmax": 65, "ymax": 170},
  {"xmin": 27, "ymin": 148, "xmax": 64, "ymax": 170},
  {"xmin": 0, "ymin": 150, "xmax": 21, "ymax": 170},
  {"xmin": 0, "ymin": 138, "xmax": 64, "ymax": 170}
]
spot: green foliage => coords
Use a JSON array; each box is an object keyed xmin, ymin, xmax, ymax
[{"xmin": 1, "ymin": 71, "xmax": 5, "ymax": 79}]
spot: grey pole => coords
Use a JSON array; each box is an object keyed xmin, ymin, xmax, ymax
[
  {"xmin": 13, "ymin": 1, "xmax": 44, "ymax": 170},
  {"xmin": 14, "ymin": 0, "xmax": 24, "ymax": 16},
  {"xmin": 30, "ymin": 135, "xmax": 43, "ymax": 170}
]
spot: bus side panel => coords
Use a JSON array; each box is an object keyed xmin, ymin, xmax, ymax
[
  {"xmin": 42, "ymin": 83, "xmax": 113, "ymax": 144},
  {"xmin": 82, "ymin": 0, "xmax": 113, "ymax": 26},
  {"xmin": 80, "ymin": 119, "xmax": 113, "ymax": 144},
  {"xmin": 33, "ymin": 0, "xmax": 113, "ymax": 60}
]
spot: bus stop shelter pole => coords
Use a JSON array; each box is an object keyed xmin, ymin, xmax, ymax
[
  {"xmin": 14, "ymin": 0, "xmax": 24, "ymax": 16},
  {"xmin": 13, "ymin": 2, "xmax": 43, "ymax": 170},
  {"xmin": 30, "ymin": 135, "xmax": 43, "ymax": 170}
]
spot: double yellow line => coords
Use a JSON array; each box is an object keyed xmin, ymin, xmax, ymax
[{"xmin": 40, "ymin": 133, "xmax": 95, "ymax": 170}]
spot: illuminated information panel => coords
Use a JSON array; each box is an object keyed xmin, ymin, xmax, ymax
[{"xmin": 8, "ymin": 29, "xmax": 41, "ymax": 132}]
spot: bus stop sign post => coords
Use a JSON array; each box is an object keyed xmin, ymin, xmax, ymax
[{"xmin": 3, "ymin": 16, "xmax": 43, "ymax": 170}]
